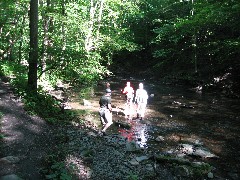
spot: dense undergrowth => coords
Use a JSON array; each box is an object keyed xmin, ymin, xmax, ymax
[
  {"xmin": 0, "ymin": 61, "xmax": 93, "ymax": 123},
  {"xmin": 0, "ymin": 61, "xmax": 93, "ymax": 179}
]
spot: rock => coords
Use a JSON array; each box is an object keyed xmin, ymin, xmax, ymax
[
  {"xmin": 192, "ymin": 161, "xmax": 209, "ymax": 168},
  {"xmin": 136, "ymin": 156, "xmax": 149, "ymax": 162},
  {"xmin": 80, "ymin": 149, "xmax": 94, "ymax": 158},
  {"xmin": 126, "ymin": 141, "xmax": 141, "ymax": 152},
  {"xmin": 155, "ymin": 136, "xmax": 164, "ymax": 142},
  {"xmin": 62, "ymin": 102, "xmax": 72, "ymax": 109},
  {"xmin": 177, "ymin": 144, "xmax": 194, "ymax": 155},
  {"xmin": 180, "ymin": 104, "xmax": 194, "ymax": 109},
  {"xmin": 129, "ymin": 158, "xmax": 139, "ymax": 166},
  {"xmin": 0, "ymin": 89, "xmax": 6, "ymax": 94},
  {"xmin": 174, "ymin": 165, "xmax": 190, "ymax": 177},
  {"xmin": 114, "ymin": 120, "xmax": 131, "ymax": 129},
  {"xmin": 172, "ymin": 101, "xmax": 182, "ymax": 105},
  {"xmin": 105, "ymin": 134, "xmax": 127, "ymax": 146},
  {"xmin": 83, "ymin": 99, "xmax": 92, "ymax": 106},
  {"xmin": 145, "ymin": 164, "xmax": 154, "ymax": 172},
  {"xmin": 0, "ymin": 174, "xmax": 23, "ymax": 180},
  {"xmin": 0, "ymin": 156, "xmax": 20, "ymax": 164},
  {"xmin": 227, "ymin": 172, "xmax": 239, "ymax": 180},
  {"xmin": 194, "ymin": 139, "xmax": 203, "ymax": 145},
  {"xmin": 176, "ymin": 144, "xmax": 217, "ymax": 158},
  {"xmin": 172, "ymin": 101, "xmax": 194, "ymax": 108},
  {"xmin": 193, "ymin": 147, "xmax": 217, "ymax": 158},
  {"xmin": 208, "ymin": 172, "xmax": 214, "ymax": 179},
  {"xmin": 154, "ymin": 154, "xmax": 191, "ymax": 165},
  {"xmin": 87, "ymin": 131, "xmax": 97, "ymax": 137}
]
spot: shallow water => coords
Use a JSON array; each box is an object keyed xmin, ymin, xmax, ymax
[{"xmin": 70, "ymin": 75, "xmax": 240, "ymax": 179}]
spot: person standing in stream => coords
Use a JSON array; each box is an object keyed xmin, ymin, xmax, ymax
[
  {"xmin": 122, "ymin": 81, "xmax": 134, "ymax": 119},
  {"xmin": 135, "ymin": 83, "xmax": 148, "ymax": 120},
  {"xmin": 99, "ymin": 88, "xmax": 113, "ymax": 135}
]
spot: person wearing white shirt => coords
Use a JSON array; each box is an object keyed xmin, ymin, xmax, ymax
[{"xmin": 135, "ymin": 83, "xmax": 148, "ymax": 120}]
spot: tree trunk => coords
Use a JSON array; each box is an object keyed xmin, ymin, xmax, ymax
[
  {"xmin": 40, "ymin": 0, "xmax": 49, "ymax": 79},
  {"xmin": 191, "ymin": 0, "xmax": 198, "ymax": 73},
  {"xmin": 85, "ymin": 0, "xmax": 96, "ymax": 52},
  {"xmin": 96, "ymin": 0, "xmax": 104, "ymax": 41},
  {"xmin": 61, "ymin": 0, "xmax": 66, "ymax": 51},
  {"xmin": 18, "ymin": 15, "xmax": 27, "ymax": 64},
  {"xmin": 28, "ymin": 0, "xmax": 39, "ymax": 92}
]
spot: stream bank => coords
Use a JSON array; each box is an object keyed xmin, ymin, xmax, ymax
[
  {"xmin": 47, "ymin": 74, "xmax": 240, "ymax": 179},
  {"xmin": 1, "ymin": 73, "xmax": 239, "ymax": 179}
]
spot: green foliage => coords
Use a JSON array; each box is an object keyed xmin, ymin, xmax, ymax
[
  {"xmin": 127, "ymin": 174, "xmax": 138, "ymax": 180},
  {"xmin": 0, "ymin": 63, "xmax": 14, "ymax": 76},
  {"xmin": 0, "ymin": 61, "xmax": 28, "ymax": 95},
  {"xmin": 0, "ymin": 61, "xmax": 27, "ymax": 79},
  {"xmin": 36, "ymin": 0, "xmax": 140, "ymax": 85},
  {"xmin": 1, "ymin": 0, "xmax": 239, "ymax": 92},
  {"xmin": 0, "ymin": 134, "xmax": 4, "ymax": 140},
  {"xmin": 23, "ymin": 92, "xmax": 61, "ymax": 116},
  {"xmin": 151, "ymin": 0, "xmax": 240, "ymax": 78},
  {"xmin": 0, "ymin": 0, "xmax": 29, "ymax": 62},
  {"xmin": 22, "ymin": 90, "xmax": 82, "ymax": 124},
  {"xmin": 191, "ymin": 163, "xmax": 212, "ymax": 177},
  {"xmin": 42, "ymin": 154, "xmax": 73, "ymax": 180},
  {"xmin": 1, "ymin": 0, "xmax": 141, "ymax": 91},
  {"xmin": 78, "ymin": 86, "xmax": 94, "ymax": 99},
  {"xmin": 0, "ymin": 60, "xmax": 90, "ymax": 126},
  {"xmin": 45, "ymin": 162, "xmax": 72, "ymax": 180}
]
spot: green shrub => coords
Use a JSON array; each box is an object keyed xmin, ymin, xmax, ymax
[{"xmin": 23, "ymin": 92, "xmax": 61, "ymax": 118}]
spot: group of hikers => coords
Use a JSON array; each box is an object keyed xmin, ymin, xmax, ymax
[{"xmin": 98, "ymin": 81, "xmax": 148, "ymax": 135}]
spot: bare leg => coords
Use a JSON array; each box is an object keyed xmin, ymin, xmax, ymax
[
  {"xmin": 139, "ymin": 103, "xmax": 146, "ymax": 119},
  {"xmin": 102, "ymin": 111, "xmax": 112, "ymax": 133},
  {"xmin": 100, "ymin": 117, "xmax": 106, "ymax": 125},
  {"xmin": 102, "ymin": 121, "xmax": 113, "ymax": 132},
  {"xmin": 136, "ymin": 104, "xmax": 141, "ymax": 118}
]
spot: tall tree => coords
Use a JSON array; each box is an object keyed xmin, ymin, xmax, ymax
[
  {"xmin": 28, "ymin": 0, "xmax": 39, "ymax": 91},
  {"xmin": 39, "ymin": 0, "xmax": 52, "ymax": 80},
  {"xmin": 191, "ymin": 0, "xmax": 197, "ymax": 73}
]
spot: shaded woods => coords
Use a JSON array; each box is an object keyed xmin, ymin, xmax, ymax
[
  {"xmin": 0, "ymin": 0, "xmax": 239, "ymax": 94},
  {"xmin": 0, "ymin": 0, "xmax": 240, "ymax": 179}
]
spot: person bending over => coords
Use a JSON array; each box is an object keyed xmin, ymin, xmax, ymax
[{"xmin": 99, "ymin": 88, "xmax": 113, "ymax": 135}]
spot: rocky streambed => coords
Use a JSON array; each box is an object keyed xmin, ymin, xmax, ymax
[
  {"xmin": 55, "ymin": 123, "xmax": 216, "ymax": 180},
  {"xmin": 43, "ymin": 75, "xmax": 240, "ymax": 180}
]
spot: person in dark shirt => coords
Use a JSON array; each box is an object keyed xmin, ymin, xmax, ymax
[{"xmin": 99, "ymin": 88, "xmax": 112, "ymax": 135}]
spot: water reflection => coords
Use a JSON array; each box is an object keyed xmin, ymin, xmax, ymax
[
  {"xmin": 107, "ymin": 76, "xmax": 240, "ymax": 178},
  {"xmin": 70, "ymin": 75, "xmax": 240, "ymax": 178},
  {"xmin": 118, "ymin": 119, "xmax": 149, "ymax": 148},
  {"xmin": 134, "ymin": 123, "xmax": 148, "ymax": 148}
]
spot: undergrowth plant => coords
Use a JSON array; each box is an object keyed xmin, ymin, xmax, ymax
[
  {"xmin": 41, "ymin": 154, "xmax": 73, "ymax": 180},
  {"xmin": 0, "ymin": 61, "xmax": 97, "ymax": 178}
]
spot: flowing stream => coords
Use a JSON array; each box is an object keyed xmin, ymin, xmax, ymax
[{"xmin": 68, "ymin": 75, "xmax": 240, "ymax": 179}]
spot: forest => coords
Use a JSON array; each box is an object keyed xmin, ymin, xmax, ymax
[
  {"xmin": 1, "ymin": 0, "xmax": 239, "ymax": 95},
  {"xmin": 0, "ymin": 0, "xmax": 240, "ymax": 179}
]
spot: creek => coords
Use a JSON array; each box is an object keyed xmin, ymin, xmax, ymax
[{"xmin": 67, "ymin": 74, "xmax": 240, "ymax": 179}]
